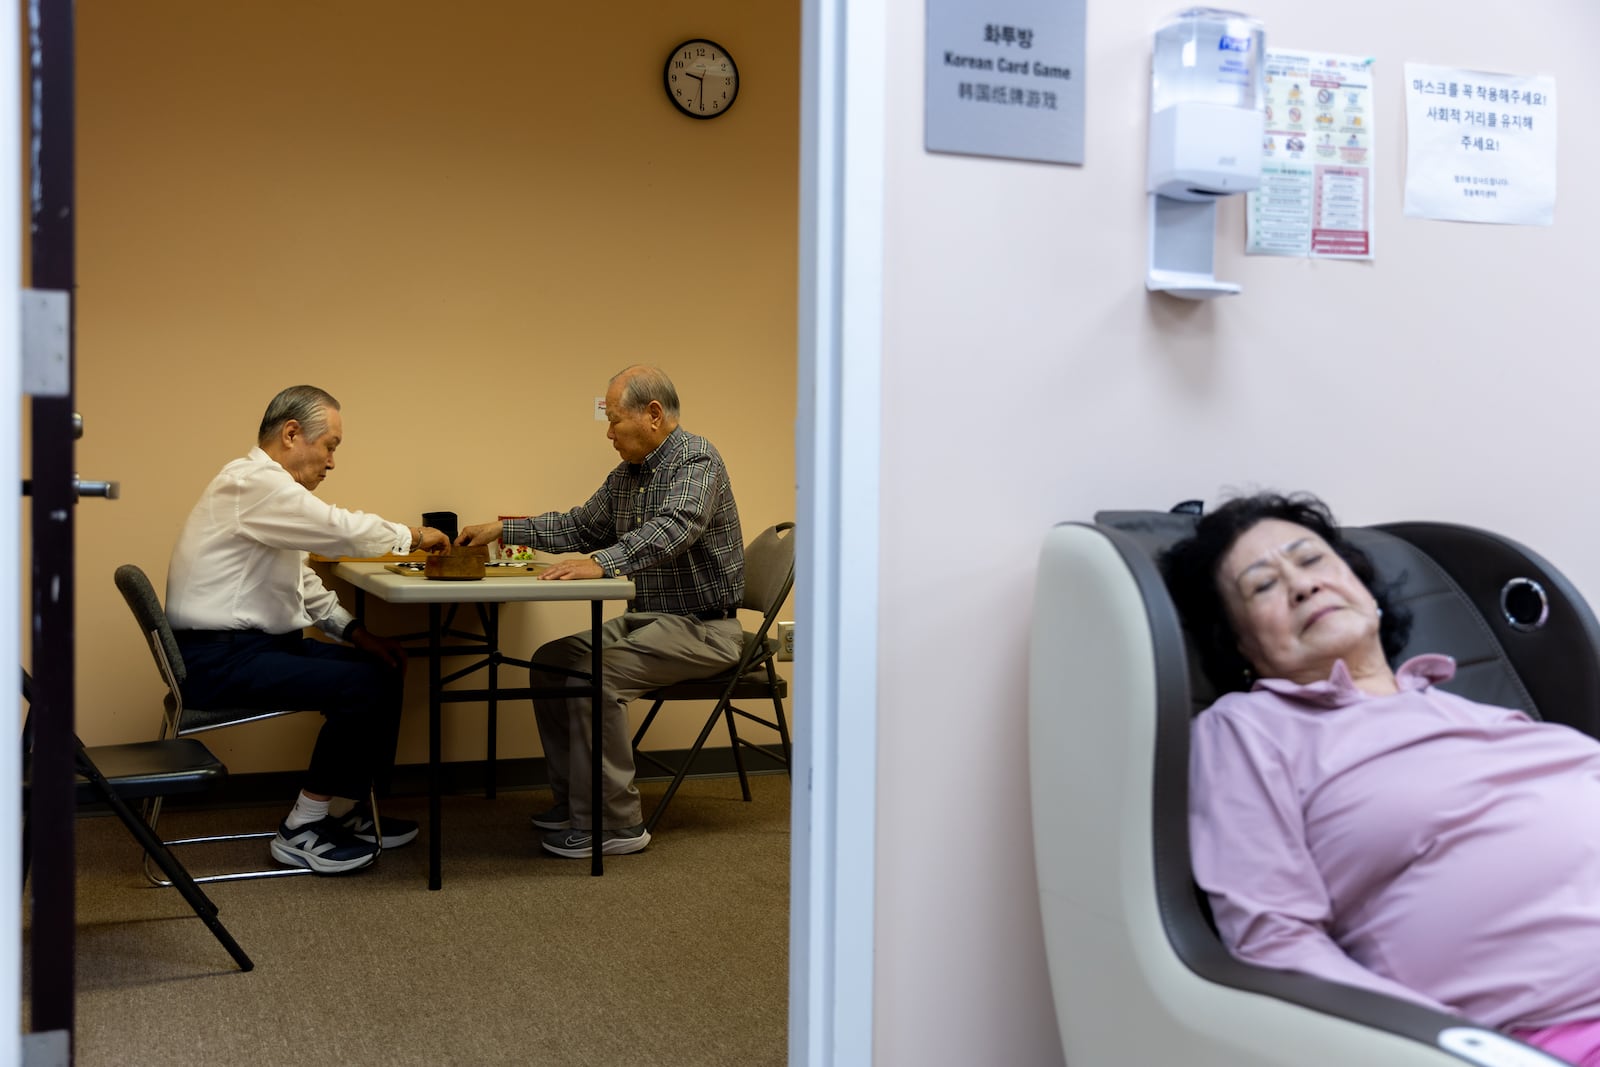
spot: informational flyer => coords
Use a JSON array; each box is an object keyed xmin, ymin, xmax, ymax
[
  {"xmin": 1403, "ymin": 63, "xmax": 1557, "ymax": 225},
  {"xmin": 1246, "ymin": 51, "xmax": 1376, "ymax": 259}
]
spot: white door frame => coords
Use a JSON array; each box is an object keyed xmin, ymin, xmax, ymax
[
  {"xmin": 5, "ymin": 0, "xmax": 25, "ymax": 1057},
  {"xmin": 791, "ymin": 0, "xmax": 884, "ymax": 1062}
]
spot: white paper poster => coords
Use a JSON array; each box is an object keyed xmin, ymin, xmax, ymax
[
  {"xmin": 1403, "ymin": 63, "xmax": 1557, "ymax": 225},
  {"xmin": 1247, "ymin": 51, "xmax": 1376, "ymax": 259}
]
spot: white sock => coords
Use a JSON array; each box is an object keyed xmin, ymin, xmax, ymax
[{"xmin": 285, "ymin": 794, "xmax": 330, "ymax": 830}]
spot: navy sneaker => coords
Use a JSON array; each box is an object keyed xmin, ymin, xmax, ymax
[
  {"xmin": 541, "ymin": 824, "xmax": 651, "ymax": 859},
  {"xmin": 270, "ymin": 816, "xmax": 380, "ymax": 874},
  {"xmin": 529, "ymin": 801, "xmax": 571, "ymax": 831},
  {"xmin": 338, "ymin": 804, "xmax": 419, "ymax": 848}
]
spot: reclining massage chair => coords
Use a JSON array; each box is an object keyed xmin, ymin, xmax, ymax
[{"xmin": 1029, "ymin": 507, "xmax": 1600, "ymax": 1067}]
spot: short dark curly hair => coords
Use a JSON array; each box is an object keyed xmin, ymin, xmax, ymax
[{"xmin": 1159, "ymin": 492, "xmax": 1412, "ymax": 695}]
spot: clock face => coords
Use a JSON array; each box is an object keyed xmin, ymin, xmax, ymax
[{"xmin": 664, "ymin": 39, "xmax": 739, "ymax": 119}]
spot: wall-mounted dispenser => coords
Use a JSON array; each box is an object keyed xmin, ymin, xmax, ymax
[{"xmin": 1146, "ymin": 7, "xmax": 1265, "ymax": 298}]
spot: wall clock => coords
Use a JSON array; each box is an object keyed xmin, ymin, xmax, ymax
[{"xmin": 664, "ymin": 38, "xmax": 740, "ymax": 119}]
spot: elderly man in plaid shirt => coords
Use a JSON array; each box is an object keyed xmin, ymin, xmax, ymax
[{"xmin": 458, "ymin": 365, "xmax": 745, "ymax": 857}]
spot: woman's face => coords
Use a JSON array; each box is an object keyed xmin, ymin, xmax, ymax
[{"xmin": 1216, "ymin": 518, "xmax": 1383, "ymax": 684}]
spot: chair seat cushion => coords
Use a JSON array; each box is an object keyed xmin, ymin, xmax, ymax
[{"xmin": 74, "ymin": 739, "xmax": 226, "ymax": 802}]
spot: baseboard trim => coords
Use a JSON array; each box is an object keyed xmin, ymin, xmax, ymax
[{"xmin": 151, "ymin": 744, "xmax": 790, "ymax": 810}]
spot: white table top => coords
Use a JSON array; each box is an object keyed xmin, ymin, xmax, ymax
[{"xmin": 333, "ymin": 562, "xmax": 636, "ymax": 605}]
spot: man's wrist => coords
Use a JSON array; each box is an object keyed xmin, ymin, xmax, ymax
[
  {"xmin": 341, "ymin": 619, "xmax": 361, "ymax": 642},
  {"xmin": 590, "ymin": 556, "xmax": 612, "ymax": 577}
]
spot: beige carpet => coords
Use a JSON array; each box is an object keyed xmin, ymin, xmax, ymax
[{"xmin": 27, "ymin": 776, "xmax": 791, "ymax": 1067}]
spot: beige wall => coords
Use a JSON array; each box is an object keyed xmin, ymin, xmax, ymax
[
  {"xmin": 65, "ymin": 1, "xmax": 799, "ymax": 773},
  {"xmin": 874, "ymin": 1, "xmax": 1597, "ymax": 1063}
]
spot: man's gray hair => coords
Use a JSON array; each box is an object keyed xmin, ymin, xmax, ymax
[
  {"xmin": 258, "ymin": 385, "xmax": 341, "ymax": 445},
  {"xmin": 611, "ymin": 365, "xmax": 680, "ymax": 420}
]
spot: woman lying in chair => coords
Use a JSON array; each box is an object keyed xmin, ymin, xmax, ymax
[{"xmin": 1161, "ymin": 492, "xmax": 1600, "ymax": 1067}]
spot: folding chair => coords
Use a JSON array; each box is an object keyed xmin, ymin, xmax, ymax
[
  {"xmin": 114, "ymin": 563, "xmax": 377, "ymax": 883},
  {"xmin": 631, "ymin": 521, "xmax": 795, "ymax": 833},
  {"xmin": 22, "ymin": 670, "xmax": 252, "ymax": 972}
]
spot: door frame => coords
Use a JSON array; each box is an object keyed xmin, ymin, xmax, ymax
[
  {"xmin": 5, "ymin": 0, "xmax": 25, "ymax": 1056},
  {"xmin": 791, "ymin": 0, "xmax": 884, "ymax": 1062}
]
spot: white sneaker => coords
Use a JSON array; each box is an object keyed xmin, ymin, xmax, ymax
[{"xmin": 270, "ymin": 816, "xmax": 380, "ymax": 874}]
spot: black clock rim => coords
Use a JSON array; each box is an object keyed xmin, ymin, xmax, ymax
[{"xmin": 664, "ymin": 37, "xmax": 740, "ymax": 120}]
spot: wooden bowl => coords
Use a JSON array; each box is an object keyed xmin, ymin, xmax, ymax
[{"xmin": 424, "ymin": 544, "xmax": 488, "ymax": 580}]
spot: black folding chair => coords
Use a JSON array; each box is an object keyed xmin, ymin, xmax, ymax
[
  {"xmin": 115, "ymin": 563, "xmax": 383, "ymax": 883},
  {"xmin": 22, "ymin": 669, "xmax": 252, "ymax": 972}
]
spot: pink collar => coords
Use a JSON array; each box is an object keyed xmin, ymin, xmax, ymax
[{"xmin": 1253, "ymin": 654, "xmax": 1457, "ymax": 708}]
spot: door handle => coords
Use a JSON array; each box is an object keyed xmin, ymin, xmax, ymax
[{"xmin": 74, "ymin": 476, "xmax": 119, "ymax": 500}]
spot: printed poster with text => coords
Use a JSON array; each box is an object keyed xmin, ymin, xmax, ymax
[
  {"xmin": 1403, "ymin": 64, "xmax": 1556, "ymax": 225},
  {"xmin": 1247, "ymin": 51, "xmax": 1375, "ymax": 259}
]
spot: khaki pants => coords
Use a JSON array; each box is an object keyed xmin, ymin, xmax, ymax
[{"xmin": 531, "ymin": 612, "xmax": 745, "ymax": 829}]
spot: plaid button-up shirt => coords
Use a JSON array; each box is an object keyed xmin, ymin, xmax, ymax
[{"xmin": 502, "ymin": 427, "xmax": 744, "ymax": 616}]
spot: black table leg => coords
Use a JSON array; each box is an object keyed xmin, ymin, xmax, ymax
[
  {"xmin": 429, "ymin": 602, "xmax": 443, "ymax": 890},
  {"xmin": 591, "ymin": 598, "xmax": 603, "ymax": 876},
  {"xmin": 486, "ymin": 603, "xmax": 498, "ymax": 799}
]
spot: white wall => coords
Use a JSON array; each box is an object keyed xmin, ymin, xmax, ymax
[{"xmin": 872, "ymin": 2, "xmax": 1600, "ymax": 1063}]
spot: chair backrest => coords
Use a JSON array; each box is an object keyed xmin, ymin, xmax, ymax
[
  {"xmin": 114, "ymin": 563, "xmax": 187, "ymax": 691},
  {"xmin": 1028, "ymin": 511, "xmax": 1589, "ymax": 1067},
  {"xmin": 740, "ymin": 522, "xmax": 795, "ymax": 629}
]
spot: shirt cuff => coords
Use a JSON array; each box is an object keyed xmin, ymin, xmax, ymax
[{"xmin": 321, "ymin": 609, "xmax": 356, "ymax": 640}]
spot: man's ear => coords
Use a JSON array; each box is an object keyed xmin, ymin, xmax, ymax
[
  {"xmin": 646, "ymin": 401, "xmax": 664, "ymax": 425},
  {"xmin": 281, "ymin": 418, "xmax": 302, "ymax": 445}
]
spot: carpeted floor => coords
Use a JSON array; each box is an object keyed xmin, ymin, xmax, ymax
[{"xmin": 26, "ymin": 776, "xmax": 791, "ymax": 1067}]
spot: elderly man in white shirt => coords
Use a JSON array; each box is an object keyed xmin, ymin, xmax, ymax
[{"xmin": 165, "ymin": 385, "xmax": 451, "ymax": 874}]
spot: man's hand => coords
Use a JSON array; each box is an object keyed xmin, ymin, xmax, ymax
[
  {"xmin": 350, "ymin": 625, "xmax": 407, "ymax": 669},
  {"xmin": 538, "ymin": 557, "xmax": 604, "ymax": 581},
  {"xmin": 457, "ymin": 521, "xmax": 504, "ymax": 548},
  {"xmin": 415, "ymin": 527, "xmax": 452, "ymax": 554}
]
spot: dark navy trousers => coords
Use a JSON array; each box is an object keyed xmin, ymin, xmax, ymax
[{"xmin": 175, "ymin": 632, "xmax": 405, "ymax": 799}]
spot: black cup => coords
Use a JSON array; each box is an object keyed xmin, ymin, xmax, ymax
[{"xmin": 423, "ymin": 511, "xmax": 458, "ymax": 541}]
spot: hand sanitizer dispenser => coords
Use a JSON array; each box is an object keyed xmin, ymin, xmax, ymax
[{"xmin": 1146, "ymin": 7, "xmax": 1265, "ymax": 298}]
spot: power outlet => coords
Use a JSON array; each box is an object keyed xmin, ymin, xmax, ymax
[{"xmin": 775, "ymin": 621, "xmax": 795, "ymax": 661}]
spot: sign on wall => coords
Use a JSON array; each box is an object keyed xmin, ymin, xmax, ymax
[
  {"xmin": 1246, "ymin": 50, "xmax": 1377, "ymax": 260},
  {"xmin": 1403, "ymin": 63, "xmax": 1557, "ymax": 225},
  {"xmin": 925, "ymin": 0, "xmax": 1086, "ymax": 165}
]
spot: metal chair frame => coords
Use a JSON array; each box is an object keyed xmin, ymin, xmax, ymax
[
  {"xmin": 631, "ymin": 522, "xmax": 795, "ymax": 834},
  {"xmin": 22, "ymin": 669, "xmax": 253, "ymax": 971}
]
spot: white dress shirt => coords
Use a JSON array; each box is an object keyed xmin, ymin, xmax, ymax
[{"xmin": 166, "ymin": 446, "xmax": 414, "ymax": 636}]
